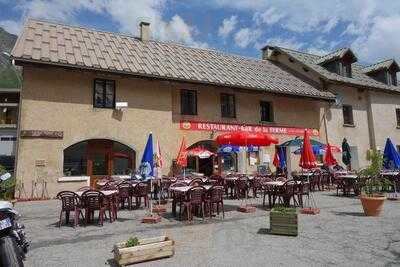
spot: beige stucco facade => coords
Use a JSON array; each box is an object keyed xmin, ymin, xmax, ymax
[
  {"xmin": 16, "ymin": 65, "xmax": 328, "ymax": 196},
  {"xmin": 268, "ymin": 51, "xmax": 400, "ymax": 170}
]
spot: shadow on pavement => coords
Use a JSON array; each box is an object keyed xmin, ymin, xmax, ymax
[{"xmin": 331, "ymin": 211, "xmax": 365, "ymax": 217}]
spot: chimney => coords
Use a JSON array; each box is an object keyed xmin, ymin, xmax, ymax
[{"xmin": 139, "ymin": 21, "xmax": 150, "ymax": 41}]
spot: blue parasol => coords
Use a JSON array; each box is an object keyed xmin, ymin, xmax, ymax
[{"xmin": 383, "ymin": 138, "xmax": 400, "ymax": 170}]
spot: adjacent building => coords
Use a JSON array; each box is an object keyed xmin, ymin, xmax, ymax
[{"xmin": 10, "ymin": 19, "xmax": 400, "ymax": 196}]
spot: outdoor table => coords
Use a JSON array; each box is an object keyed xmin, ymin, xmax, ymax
[
  {"xmin": 75, "ymin": 190, "xmax": 118, "ymax": 197},
  {"xmin": 170, "ymin": 185, "xmax": 212, "ymax": 193},
  {"xmin": 380, "ymin": 171, "xmax": 399, "ymax": 176}
]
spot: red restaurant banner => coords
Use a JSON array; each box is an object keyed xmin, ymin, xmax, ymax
[{"xmin": 180, "ymin": 121, "xmax": 319, "ymax": 136}]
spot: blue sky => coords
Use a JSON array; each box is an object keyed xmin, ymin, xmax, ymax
[{"xmin": 1, "ymin": 0, "xmax": 400, "ymax": 65}]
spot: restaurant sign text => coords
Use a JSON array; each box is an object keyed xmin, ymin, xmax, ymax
[{"xmin": 180, "ymin": 121, "xmax": 319, "ymax": 136}]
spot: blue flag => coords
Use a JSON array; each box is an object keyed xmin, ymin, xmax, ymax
[
  {"xmin": 140, "ymin": 133, "xmax": 154, "ymax": 178},
  {"xmin": 279, "ymin": 147, "xmax": 286, "ymax": 169}
]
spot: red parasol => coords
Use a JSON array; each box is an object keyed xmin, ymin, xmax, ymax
[
  {"xmin": 187, "ymin": 147, "xmax": 215, "ymax": 159},
  {"xmin": 176, "ymin": 137, "xmax": 188, "ymax": 167},
  {"xmin": 323, "ymin": 144, "xmax": 341, "ymax": 153},
  {"xmin": 216, "ymin": 131, "xmax": 278, "ymax": 146},
  {"xmin": 324, "ymin": 143, "xmax": 337, "ymax": 166},
  {"xmin": 299, "ymin": 130, "xmax": 317, "ymax": 169}
]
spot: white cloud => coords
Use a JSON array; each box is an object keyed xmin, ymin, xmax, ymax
[
  {"xmin": 253, "ymin": 7, "xmax": 285, "ymax": 25},
  {"xmin": 352, "ymin": 16, "xmax": 400, "ymax": 62},
  {"xmin": 208, "ymin": 0, "xmax": 400, "ymax": 63},
  {"xmin": 218, "ymin": 15, "xmax": 237, "ymax": 39},
  {"xmin": 8, "ymin": 0, "xmax": 207, "ymax": 48},
  {"xmin": 234, "ymin": 28, "xmax": 261, "ymax": 48},
  {"xmin": 0, "ymin": 20, "xmax": 21, "ymax": 35}
]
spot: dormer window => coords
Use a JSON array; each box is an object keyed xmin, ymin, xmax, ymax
[
  {"xmin": 317, "ymin": 48, "xmax": 357, "ymax": 78},
  {"xmin": 362, "ymin": 59, "xmax": 399, "ymax": 86},
  {"xmin": 388, "ymin": 71, "xmax": 397, "ymax": 86}
]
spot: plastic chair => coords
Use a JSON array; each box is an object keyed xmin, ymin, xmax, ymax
[
  {"xmin": 81, "ymin": 190, "xmax": 107, "ymax": 226},
  {"xmin": 205, "ymin": 186, "xmax": 224, "ymax": 218},
  {"xmin": 56, "ymin": 191, "xmax": 85, "ymax": 227}
]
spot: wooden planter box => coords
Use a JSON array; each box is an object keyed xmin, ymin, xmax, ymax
[
  {"xmin": 113, "ymin": 236, "xmax": 174, "ymax": 266},
  {"xmin": 270, "ymin": 209, "xmax": 298, "ymax": 236}
]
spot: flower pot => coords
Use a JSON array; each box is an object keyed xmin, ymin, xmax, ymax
[{"xmin": 360, "ymin": 195, "xmax": 386, "ymax": 216}]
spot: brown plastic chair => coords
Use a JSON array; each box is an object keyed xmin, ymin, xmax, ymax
[
  {"xmin": 101, "ymin": 181, "xmax": 118, "ymax": 191},
  {"xmin": 77, "ymin": 186, "xmax": 93, "ymax": 192},
  {"xmin": 56, "ymin": 191, "xmax": 85, "ymax": 227},
  {"xmin": 251, "ymin": 177, "xmax": 263, "ymax": 198},
  {"xmin": 133, "ymin": 182, "xmax": 150, "ymax": 208},
  {"xmin": 234, "ymin": 178, "xmax": 248, "ymax": 199},
  {"xmin": 81, "ymin": 190, "xmax": 107, "ymax": 226},
  {"xmin": 170, "ymin": 182, "xmax": 188, "ymax": 218},
  {"xmin": 205, "ymin": 186, "xmax": 224, "ymax": 218},
  {"xmin": 261, "ymin": 177, "xmax": 274, "ymax": 208},
  {"xmin": 274, "ymin": 180, "xmax": 297, "ymax": 207},
  {"xmin": 183, "ymin": 186, "xmax": 206, "ymax": 221},
  {"xmin": 189, "ymin": 178, "xmax": 203, "ymax": 186},
  {"xmin": 117, "ymin": 182, "xmax": 133, "ymax": 210}
]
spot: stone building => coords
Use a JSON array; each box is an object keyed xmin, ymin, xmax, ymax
[{"xmin": 10, "ymin": 19, "xmax": 400, "ymax": 196}]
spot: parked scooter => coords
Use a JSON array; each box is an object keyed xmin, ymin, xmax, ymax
[{"xmin": 0, "ymin": 173, "xmax": 29, "ymax": 267}]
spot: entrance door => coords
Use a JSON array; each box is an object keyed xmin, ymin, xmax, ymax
[{"xmin": 87, "ymin": 140, "xmax": 112, "ymax": 188}]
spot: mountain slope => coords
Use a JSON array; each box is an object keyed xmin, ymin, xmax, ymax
[{"xmin": 0, "ymin": 27, "xmax": 20, "ymax": 88}]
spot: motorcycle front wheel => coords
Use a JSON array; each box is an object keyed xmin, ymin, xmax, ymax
[{"xmin": 0, "ymin": 235, "xmax": 23, "ymax": 267}]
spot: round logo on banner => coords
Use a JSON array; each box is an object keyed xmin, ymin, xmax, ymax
[
  {"xmin": 139, "ymin": 162, "xmax": 152, "ymax": 176},
  {"xmin": 182, "ymin": 122, "xmax": 191, "ymax": 130}
]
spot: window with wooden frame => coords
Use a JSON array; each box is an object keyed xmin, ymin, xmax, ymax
[
  {"xmin": 396, "ymin": 108, "xmax": 400, "ymax": 127},
  {"xmin": 93, "ymin": 79, "xmax": 115, "ymax": 108},
  {"xmin": 221, "ymin": 93, "xmax": 236, "ymax": 118},
  {"xmin": 260, "ymin": 101, "xmax": 274, "ymax": 122},
  {"xmin": 342, "ymin": 105, "xmax": 354, "ymax": 126},
  {"xmin": 180, "ymin": 89, "xmax": 197, "ymax": 115}
]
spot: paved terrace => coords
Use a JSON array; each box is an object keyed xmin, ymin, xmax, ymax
[{"xmin": 18, "ymin": 192, "xmax": 400, "ymax": 267}]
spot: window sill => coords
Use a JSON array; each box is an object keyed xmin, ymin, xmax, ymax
[
  {"xmin": 343, "ymin": 124, "xmax": 356, "ymax": 128},
  {"xmin": 259, "ymin": 121, "xmax": 276, "ymax": 125},
  {"xmin": 396, "ymin": 126, "xmax": 400, "ymax": 129},
  {"xmin": 0, "ymin": 124, "xmax": 17, "ymax": 129},
  {"xmin": 58, "ymin": 176, "xmax": 89, "ymax": 182}
]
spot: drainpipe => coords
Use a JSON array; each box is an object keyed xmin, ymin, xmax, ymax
[{"xmin": 366, "ymin": 90, "xmax": 376, "ymax": 150}]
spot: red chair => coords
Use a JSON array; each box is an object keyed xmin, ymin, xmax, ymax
[
  {"xmin": 56, "ymin": 191, "xmax": 85, "ymax": 227},
  {"xmin": 183, "ymin": 186, "xmax": 206, "ymax": 221},
  {"xmin": 133, "ymin": 182, "xmax": 150, "ymax": 208},
  {"xmin": 205, "ymin": 186, "xmax": 224, "ymax": 218},
  {"xmin": 81, "ymin": 190, "xmax": 108, "ymax": 226}
]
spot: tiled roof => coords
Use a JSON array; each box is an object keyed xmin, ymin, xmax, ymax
[
  {"xmin": 11, "ymin": 19, "xmax": 334, "ymax": 100},
  {"xmin": 315, "ymin": 48, "xmax": 357, "ymax": 65},
  {"xmin": 271, "ymin": 46, "xmax": 400, "ymax": 93},
  {"xmin": 362, "ymin": 59, "xmax": 399, "ymax": 74}
]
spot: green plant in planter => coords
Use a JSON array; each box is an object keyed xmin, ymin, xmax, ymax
[
  {"xmin": 357, "ymin": 150, "xmax": 392, "ymax": 197},
  {"xmin": 125, "ymin": 237, "xmax": 140, "ymax": 247},
  {"xmin": 271, "ymin": 205, "xmax": 296, "ymax": 214},
  {"xmin": 0, "ymin": 165, "xmax": 15, "ymax": 200}
]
